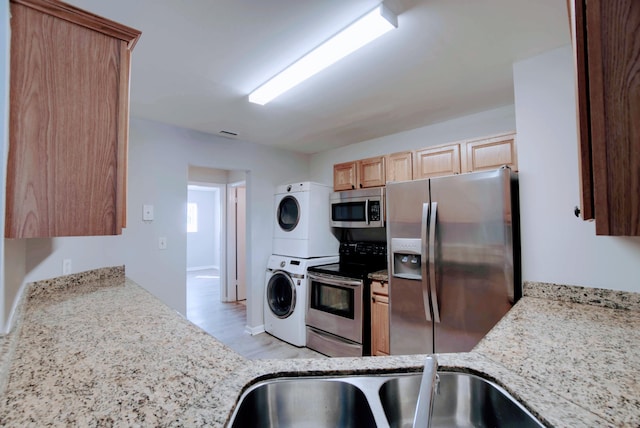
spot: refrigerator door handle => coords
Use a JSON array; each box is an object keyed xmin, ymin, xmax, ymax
[
  {"xmin": 429, "ymin": 202, "xmax": 441, "ymax": 323},
  {"xmin": 420, "ymin": 203, "xmax": 432, "ymax": 322}
]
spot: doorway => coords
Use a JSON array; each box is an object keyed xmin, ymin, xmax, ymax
[{"xmin": 186, "ymin": 167, "xmax": 247, "ymax": 328}]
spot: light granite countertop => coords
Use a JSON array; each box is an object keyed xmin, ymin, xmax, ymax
[{"xmin": 0, "ymin": 266, "xmax": 638, "ymax": 427}]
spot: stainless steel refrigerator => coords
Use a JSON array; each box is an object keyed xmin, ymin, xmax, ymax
[{"xmin": 386, "ymin": 167, "xmax": 520, "ymax": 355}]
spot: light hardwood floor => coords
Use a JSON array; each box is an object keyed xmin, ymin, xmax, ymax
[{"xmin": 186, "ymin": 269, "xmax": 325, "ymax": 359}]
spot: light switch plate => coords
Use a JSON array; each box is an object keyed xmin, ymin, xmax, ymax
[
  {"xmin": 158, "ymin": 237, "xmax": 167, "ymax": 250},
  {"xmin": 143, "ymin": 204, "xmax": 154, "ymax": 221},
  {"xmin": 63, "ymin": 259, "xmax": 72, "ymax": 275}
]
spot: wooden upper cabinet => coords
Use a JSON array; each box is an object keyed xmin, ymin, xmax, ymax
[
  {"xmin": 334, "ymin": 156, "xmax": 385, "ymax": 191},
  {"xmin": 333, "ymin": 161, "xmax": 358, "ymax": 191},
  {"xmin": 5, "ymin": 0, "xmax": 141, "ymax": 238},
  {"xmin": 461, "ymin": 133, "xmax": 518, "ymax": 173},
  {"xmin": 571, "ymin": 0, "xmax": 640, "ymax": 235},
  {"xmin": 358, "ymin": 156, "xmax": 385, "ymax": 188},
  {"xmin": 414, "ymin": 144, "xmax": 461, "ymax": 179},
  {"xmin": 386, "ymin": 151, "xmax": 413, "ymax": 183}
]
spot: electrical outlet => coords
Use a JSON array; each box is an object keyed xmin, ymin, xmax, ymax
[
  {"xmin": 158, "ymin": 237, "xmax": 167, "ymax": 250},
  {"xmin": 143, "ymin": 204, "xmax": 154, "ymax": 221},
  {"xmin": 63, "ymin": 259, "xmax": 72, "ymax": 275}
]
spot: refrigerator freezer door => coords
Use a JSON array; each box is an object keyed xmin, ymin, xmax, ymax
[
  {"xmin": 386, "ymin": 179, "xmax": 434, "ymax": 355},
  {"xmin": 429, "ymin": 168, "xmax": 515, "ymax": 353}
]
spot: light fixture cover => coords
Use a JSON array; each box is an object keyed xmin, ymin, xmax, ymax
[{"xmin": 249, "ymin": 4, "xmax": 398, "ymax": 105}]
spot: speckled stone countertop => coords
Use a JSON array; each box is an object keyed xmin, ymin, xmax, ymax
[{"xmin": 0, "ymin": 267, "xmax": 638, "ymax": 427}]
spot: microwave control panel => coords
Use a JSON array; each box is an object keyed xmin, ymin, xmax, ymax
[{"xmin": 369, "ymin": 201, "xmax": 381, "ymax": 221}]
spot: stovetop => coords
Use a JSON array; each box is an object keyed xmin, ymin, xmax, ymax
[{"xmin": 307, "ymin": 242, "xmax": 387, "ymax": 280}]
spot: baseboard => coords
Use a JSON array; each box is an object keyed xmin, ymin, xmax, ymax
[
  {"xmin": 186, "ymin": 265, "xmax": 218, "ymax": 272},
  {"xmin": 245, "ymin": 324, "xmax": 265, "ymax": 336}
]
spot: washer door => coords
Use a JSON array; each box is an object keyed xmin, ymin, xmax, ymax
[
  {"xmin": 277, "ymin": 195, "xmax": 300, "ymax": 232},
  {"xmin": 266, "ymin": 271, "xmax": 296, "ymax": 318}
]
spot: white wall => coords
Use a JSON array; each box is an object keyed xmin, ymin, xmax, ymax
[
  {"xmin": 121, "ymin": 118, "xmax": 310, "ymax": 327},
  {"xmin": 513, "ymin": 45, "xmax": 640, "ymax": 292},
  {"xmin": 310, "ymin": 105, "xmax": 516, "ymax": 184},
  {"xmin": 186, "ymin": 188, "xmax": 219, "ymax": 270},
  {"xmin": 1, "ymin": 117, "xmax": 309, "ymax": 332}
]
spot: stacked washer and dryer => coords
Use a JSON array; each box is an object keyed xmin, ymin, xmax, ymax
[{"xmin": 264, "ymin": 182, "xmax": 339, "ymax": 347}]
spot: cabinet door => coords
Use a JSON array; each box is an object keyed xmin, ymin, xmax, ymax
[
  {"xmin": 462, "ymin": 133, "xmax": 517, "ymax": 173},
  {"xmin": 414, "ymin": 144, "xmax": 461, "ymax": 179},
  {"xmin": 371, "ymin": 291, "xmax": 389, "ymax": 356},
  {"xmin": 333, "ymin": 161, "xmax": 358, "ymax": 191},
  {"xmin": 573, "ymin": 0, "xmax": 640, "ymax": 235},
  {"xmin": 5, "ymin": 0, "xmax": 140, "ymax": 238},
  {"xmin": 386, "ymin": 152, "xmax": 413, "ymax": 182},
  {"xmin": 359, "ymin": 156, "xmax": 385, "ymax": 188}
]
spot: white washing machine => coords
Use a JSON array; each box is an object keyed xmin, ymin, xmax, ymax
[
  {"xmin": 273, "ymin": 182, "xmax": 339, "ymax": 258},
  {"xmin": 264, "ymin": 254, "xmax": 338, "ymax": 347}
]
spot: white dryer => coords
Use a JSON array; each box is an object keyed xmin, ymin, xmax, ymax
[
  {"xmin": 264, "ymin": 254, "xmax": 338, "ymax": 347},
  {"xmin": 273, "ymin": 182, "xmax": 339, "ymax": 258}
]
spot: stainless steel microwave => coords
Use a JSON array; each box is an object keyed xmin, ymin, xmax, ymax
[{"xmin": 330, "ymin": 188, "xmax": 385, "ymax": 228}]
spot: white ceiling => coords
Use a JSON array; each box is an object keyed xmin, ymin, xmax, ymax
[{"xmin": 66, "ymin": 0, "xmax": 570, "ymax": 154}]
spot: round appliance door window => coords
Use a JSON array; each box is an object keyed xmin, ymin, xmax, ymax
[
  {"xmin": 266, "ymin": 272, "xmax": 296, "ymax": 318},
  {"xmin": 277, "ymin": 196, "xmax": 300, "ymax": 232}
]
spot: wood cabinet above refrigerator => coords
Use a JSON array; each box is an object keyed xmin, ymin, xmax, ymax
[{"xmin": 5, "ymin": 0, "xmax": 141, "ymax": 238}]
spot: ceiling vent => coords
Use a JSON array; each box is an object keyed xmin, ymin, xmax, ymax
[{"xmin": 219, "ymin": 130, "xmax": 238, "ymax": 139}]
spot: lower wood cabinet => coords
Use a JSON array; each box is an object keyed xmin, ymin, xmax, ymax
[{"xmin": 371, "ymin": 280, "xmax": 390, "ymax": 356}]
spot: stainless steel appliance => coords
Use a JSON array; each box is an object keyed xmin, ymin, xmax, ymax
[
  {"xmin": 330, "ymin": 188, "xmax": 385, "ymax": 228},
  {"xmin": 386, "ymin": 166, "xmax": 520, "ymax": 355},
  {"xmin": 306, "ymin": 242, "xmax": 387, "ymax": 357}
]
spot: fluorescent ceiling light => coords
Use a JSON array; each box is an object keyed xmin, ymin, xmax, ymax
[{"xmin": 249, "ymin": 4, "xmax": 398, "ymax": 105}]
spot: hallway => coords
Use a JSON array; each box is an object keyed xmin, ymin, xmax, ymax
[{"xmin": 186, "ymin": 269, "xmax": 325, "ymax": 359}]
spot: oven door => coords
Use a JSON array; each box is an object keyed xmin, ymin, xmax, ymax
[{"xmin": 306, "ymin": 273, "xmax": 363, "ymax": 343}]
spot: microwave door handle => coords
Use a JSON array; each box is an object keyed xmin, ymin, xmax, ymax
[
  {"xmin": 420, "ymin": 203, "xmax": 432, "ymax": 322},
  {"xmin": 429, "ymin": 202, "xmax": 440, "ymax": 323},
  {"xmin": 365, "ymin": 199, "xmax": 370, "ymax": 225}
]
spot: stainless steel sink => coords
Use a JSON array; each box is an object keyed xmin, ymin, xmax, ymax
[
  {"xmin": 229, "ymin": 378, "xmax": 376, "ymax": 427},
  {"xmin": 379, "ymin": 372, "xmax": 545, "ymax": 428},
  {"xmin": 228, "ymin": 372, "xmax": 544, "ymax": 428}
]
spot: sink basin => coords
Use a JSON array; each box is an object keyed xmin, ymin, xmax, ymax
[
  {"xmin": 228, "ymin": 372, "xmax": 544, "ymax": 428},
  {"xmin": 379, "ymin": 372, "xmax": 544, "ymax": 428},
  {"xmin": 229, "ymin": 378, "xmax": 376, "ymax": 427}
]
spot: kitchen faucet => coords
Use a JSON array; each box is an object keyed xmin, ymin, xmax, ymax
[{"xmin": 413, "ymin": 355, "xmax": 439, "ymax": 428}]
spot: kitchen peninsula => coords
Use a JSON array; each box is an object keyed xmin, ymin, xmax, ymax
[{"xmin": 0, "ymin": 267, "xmax": 638, "ymax": 427}]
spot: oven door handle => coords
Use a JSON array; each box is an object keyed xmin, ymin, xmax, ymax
[{"xmin": 307, "ymin": 273, "xmax": 363, "ymax": 288}]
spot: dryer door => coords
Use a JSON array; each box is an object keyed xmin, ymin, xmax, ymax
[
  {"xmin": 277, "ymin": 195, "xmax": 300, "ymax": 232},
  {"xmin": 266, "ymin": 271, "xmax": 297, "ymax": 318}
]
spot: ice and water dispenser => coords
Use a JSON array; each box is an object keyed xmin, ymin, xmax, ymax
[{"xmin": 391, "ymin": 238, "xmax": 422, "ymax": 280}]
